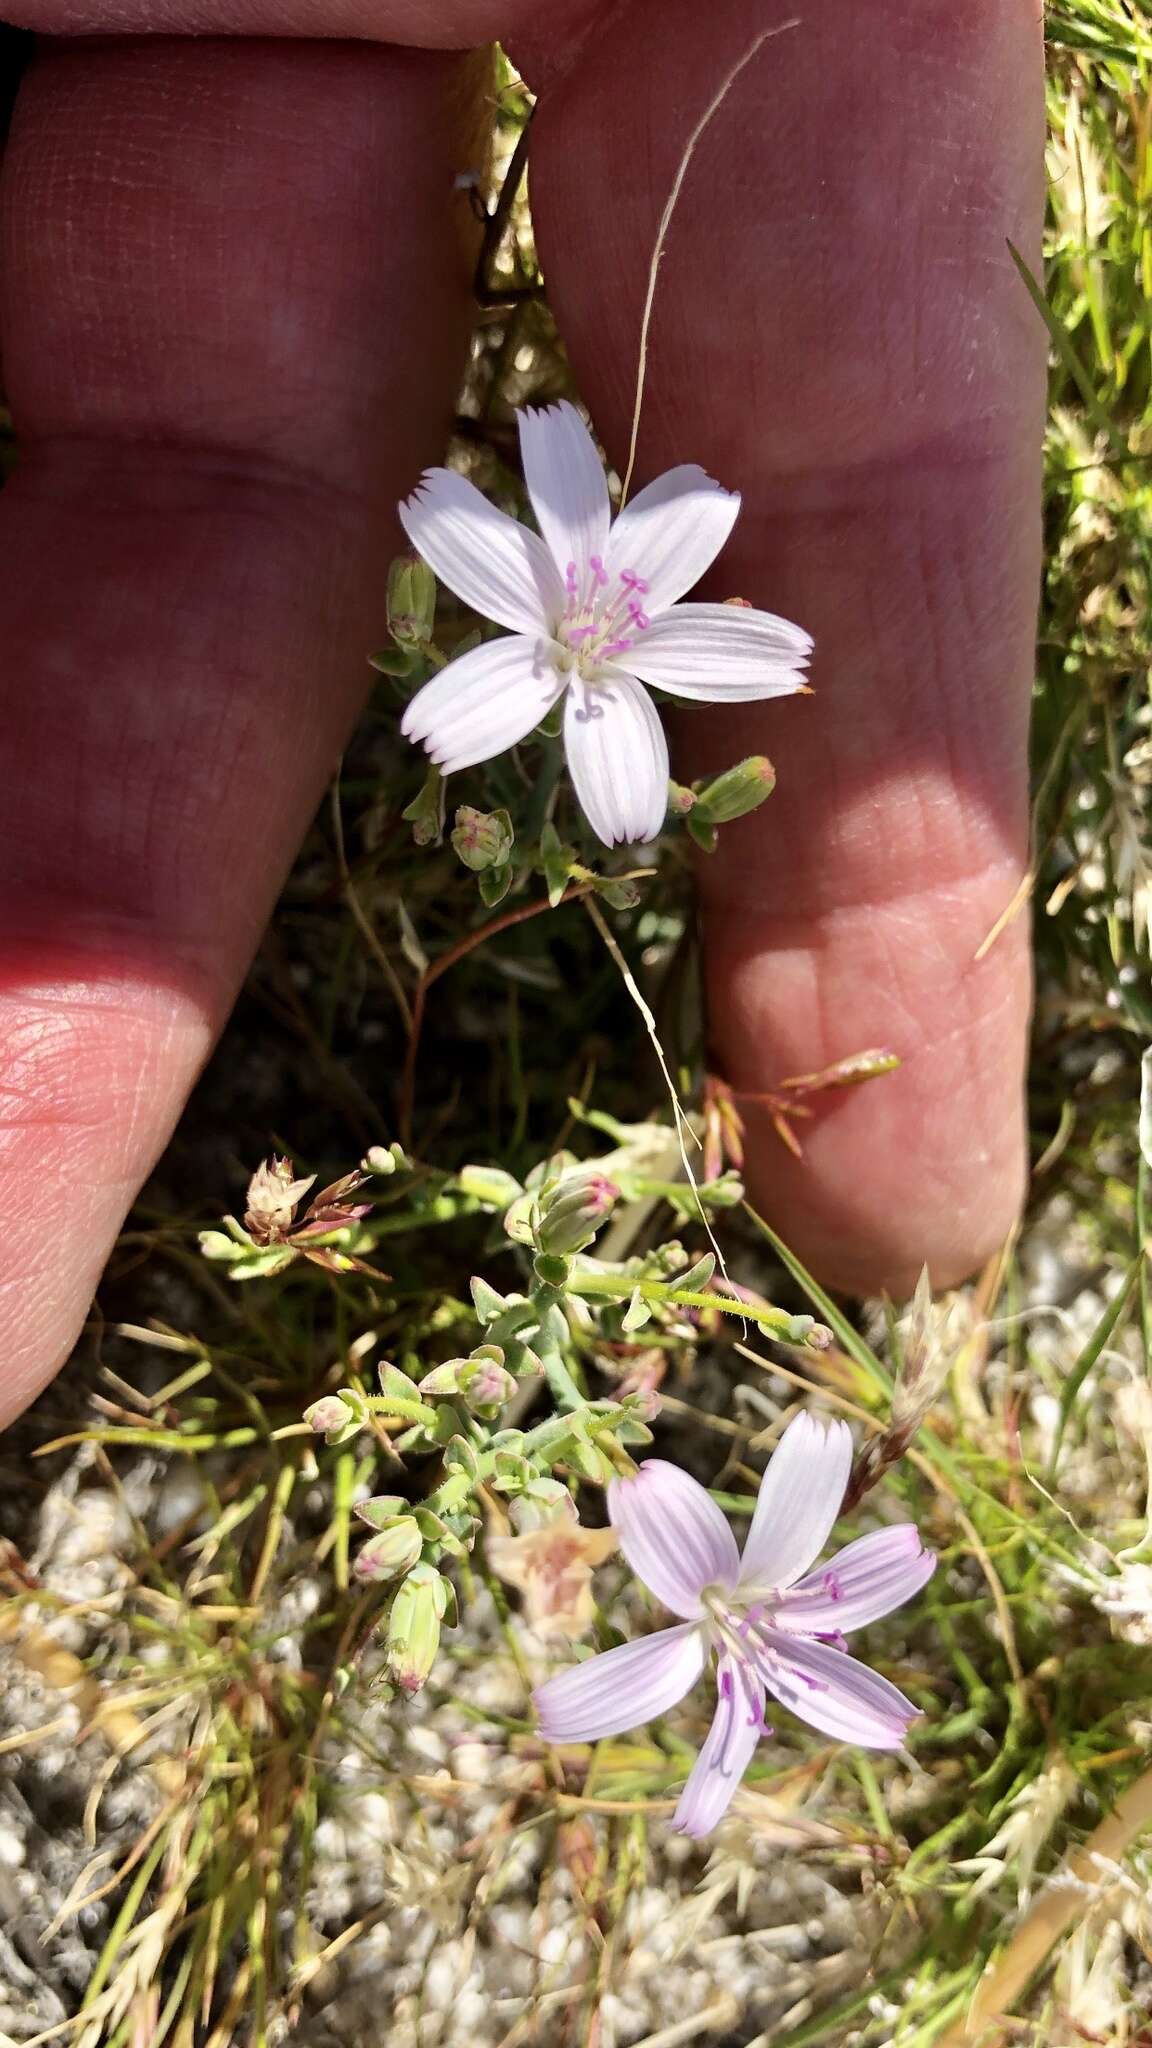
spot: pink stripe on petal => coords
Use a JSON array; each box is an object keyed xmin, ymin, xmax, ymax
[
  {"xmin": 756, "ymin": 1626, "xmax": 920, "ymax": 1749},
  {"xmin": 672, "ymin": 1654, "xmax": 765, "ymax": 1838},
  {"xmin": 738, "ymin": 1413, "xmax": 853, "ymax": 1592},
  {"xmin": 609, "ymin": 1460, "xmax": 740, "ymax": 1617},
  {"xmin": 533, "ymin": 1622, "xmax": 705, "ymax": 1744},
  {"xmin": 777, "ymin": 1525, "xmax": 936, "ymax": 1634}
]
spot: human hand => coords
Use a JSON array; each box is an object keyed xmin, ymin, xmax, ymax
[{"xmin": 0, "ymin": 0, "xmax": 1043, "ymax": 1428}]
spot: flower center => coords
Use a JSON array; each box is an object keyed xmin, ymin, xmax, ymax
[
  {"xmin": 701, "ymin": 1584, "xmax": 841, "ymax": 1725},
  {"xmin": 551, "ymin": 557, "xmax": 653, "ymax": 680}
]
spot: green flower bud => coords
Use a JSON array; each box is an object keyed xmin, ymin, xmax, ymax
[
  {"xmin": 303, "ymin": 1393, "xmax": 362, "ymax": 1444},
  {"xmin": 666, "ymin": 780, "xmax": 697, "ymax": 817},
  {"xmin": 694, "ymin": 755, "xmax": 776, "ymax": 825},
  {"xmin": 386, "ymin": 1563, "xmax": 450, "ymax": 1695},
  {"xmin": 457, "ymin": 1353, "xmax": 516, "ymax": 1417},
  {"xmin": 361, "ymin": 1144, "xmax": 401, "ymax": 1177},
  {"xmin": 353, "ymin": 1517, "xmax": 423, "ymax": 1583},
  {"xmin": 535, "ymin": 1172, "xmax": 620, "ymax": 1257},
  {"xmin": 451, "ymin": 805, "xmax": 514, "ymax": 873},
  {"xmin": 387, "ymin": 553, "xmax": 437, "ymax": 649}
]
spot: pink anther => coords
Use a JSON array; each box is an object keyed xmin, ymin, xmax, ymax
[
  {"xmin": 589, "ymin": 554, "xmax": 609, "ymax": 588},
  {"xmin": 619, "ymin": 569, "xmax": 649, "ymax": 594},
  {"xmin": 603, "ymin": 636, "xmax": 633, "ymax": 657}
]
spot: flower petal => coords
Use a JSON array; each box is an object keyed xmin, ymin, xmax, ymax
[
  {"xmin": 608, "ymin": 1459, "xmax": 740, "ymax": 1618},
  {"xmin": 401, "ymin": 635, "xmax": 564, "ymax": 774},
  {"xmin": 739, "ymin": 1413, "xmax": 853, "ymax": 1592},
  {"xmin": 755, "ymin": 1626, "xmax": 921, "ymax": 1749},
  {"xmin": 776, "ymin": 1525, "xmax": 937, "ymax": 1634},
  {"xmin": 400, "ymin": 467, "xmax": 564, "ymax": 634},
  {"xmin": 672, "ymin": 1654, "xmax": 765, "ymax": 1837},
  {"xmin": 624, "ymin": 601, "xmax": 812, "ymax": 702},
  {"xmin": 533, "ymin": 1622, "xmax": 706, "ymax": 1743},
  {"xmin": 563, "ymin": 674, "xmax": 669, "ymax": 848},
  {"xmin": 604, "ymin": 466, "xmax": 740, "ymax": 615},
  {"xmin": 518, "ymin": 402, "xmax": 611, "ymax": 583}
]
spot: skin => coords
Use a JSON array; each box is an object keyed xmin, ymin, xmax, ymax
[{"xmin": 0, "ymin": 0, "xmax": 1044, "ymax": 1429}]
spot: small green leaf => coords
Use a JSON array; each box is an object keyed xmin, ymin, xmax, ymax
[
  {"xmin": 400, "ymin": 766, "xmax": 444, "ymax": 848},
  {"xmin": 539, "ymin": 822, "xmax": 573, "ymax": 909},
  {"xmin": 622, "ymin": 1287, "xmax": 652, "ymax": 1332},
  {"xmin": 686, "ymin": 810, "xmax": 718, "ymax": 853},
  {"xmin": 470, "ymin": 1275, "xmax": 508, "ymax": 1323},
  {"xmin": 479, "ymin": 860, "xmax": 513, "ymax": 907}
]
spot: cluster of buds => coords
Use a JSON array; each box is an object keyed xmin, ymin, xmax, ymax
[
  {"xmin": 348, "ymin": 1490, "xmax": 460, "ymax": 1691},
  {"xmin": 668, "ymin": 753, "xmax": 778, "ymax": 854},
  {"xmin": 301, "ymin": 1300, "xmax": 658, "ymax": 1690},
  {"xmin": 417, "ymin": 1344, "xmax": 517, "ymax": 1418},
  {"xmin": 285, "ymin": 1119, "xmax": 839, "ymax": 1697}
]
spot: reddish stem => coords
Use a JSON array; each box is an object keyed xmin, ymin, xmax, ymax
[{"xmin": 397, "ymin": 884, "xmax": 592, "ymax": 1146}]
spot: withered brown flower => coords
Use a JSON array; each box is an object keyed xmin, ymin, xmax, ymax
[
  {"xmin": 243, "ymin": 1156, "xmax": 381, "ymax": 1276},
  {"xmin": 488, "ymin": 1502, "xmax": 617, "ymax": 1642}
]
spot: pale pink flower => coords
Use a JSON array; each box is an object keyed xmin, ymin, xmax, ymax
[
  {"xmin": 533, "ymin": 1412, "xmax": 935, "ymax": 1837},
  {"xmin": 398, "ymin": 403, "xmax": 811, "ymax": 847}
]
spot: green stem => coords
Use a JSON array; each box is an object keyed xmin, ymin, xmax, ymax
[
  {"xmin": 366, "ymin": 1394, "xmax": 432, "ymax": 1426},
  {"xmin": 567, "ymin": 1272, "xmax": 805, "ymax": 1340},
  {"xmin": 538, "ymin": 1346, "xmax": 586, "ymax": 1413}
]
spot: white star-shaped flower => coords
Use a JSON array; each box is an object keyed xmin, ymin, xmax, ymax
[{"xmin": 398, "ymin": 402, "xmax": 812, "ymax": 848}]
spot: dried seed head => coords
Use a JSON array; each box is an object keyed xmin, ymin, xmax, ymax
[{"xmin": 244, "ymin": 1156, "xmax": 316, "ymax": 1245}]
